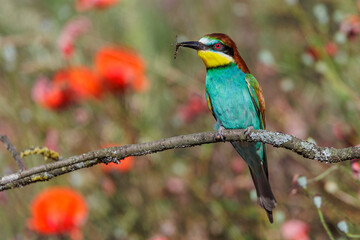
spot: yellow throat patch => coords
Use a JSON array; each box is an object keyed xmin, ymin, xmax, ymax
[{"xmin": 197, "ymin": 50, "xmax": 234, "ymax": 68}]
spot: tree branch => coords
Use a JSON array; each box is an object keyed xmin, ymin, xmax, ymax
[
  {"xmin": 1, "ymin": 129, "xmax": 359, "ymax": 192},
  {"xmin": 0, "ymin": 134, "xmax": 26, "ymax": 171}
]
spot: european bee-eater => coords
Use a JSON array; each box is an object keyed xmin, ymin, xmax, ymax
[{"xmin": 176, "ymin": 33, "xmax": 276, "ymax": 223}]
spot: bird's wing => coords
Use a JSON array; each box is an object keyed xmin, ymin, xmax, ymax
[
  {"xmin": 206, "ymin": 90, "xmax": 217, "ymax": 120},
  {"xmin": 245, "ymin": 73, "xmax": 266, "ymax": 129},
  {"xmin": 244, "ymin": 73, "xmax": 269, "ymax": 176}
]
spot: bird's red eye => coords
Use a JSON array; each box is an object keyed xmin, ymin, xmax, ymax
[{"xmin": 214, "ymin": 43, "xmax": 221, "ymax": 49}]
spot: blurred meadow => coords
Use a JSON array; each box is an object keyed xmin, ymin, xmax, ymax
[{"xmin": 1, "ymin": 0, "xmax": 360, "ymax": 239}]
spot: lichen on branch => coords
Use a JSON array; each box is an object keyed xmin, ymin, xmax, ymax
[{"xmin": 1, "ymin": 129, "xmax": 359, "ymax": 192}]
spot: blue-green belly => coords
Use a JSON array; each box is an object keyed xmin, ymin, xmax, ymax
[
  {"xmin": 205, "ymin": 64, "xmax": 260, "ymax": 130},
  {"xmin": 205, "ymin": 64, "xmax": 265, "ymax": 172}
]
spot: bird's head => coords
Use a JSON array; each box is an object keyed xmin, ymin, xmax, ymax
[{"xmin": 176, "ymin": 33, "xmax": 249, "ymax": 73}]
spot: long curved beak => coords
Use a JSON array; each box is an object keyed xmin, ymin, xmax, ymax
[
  {"xmin": 176, "ymin": 41, "xmax": 208, "ymax": 51},
  {"xmin": 174, "ymin": 41, "xmax": 208, "ymax": 59}
]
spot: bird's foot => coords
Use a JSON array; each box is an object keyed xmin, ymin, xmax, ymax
[
  {"xmin": 244, "ymin": 126, "xmax": 254, "ymax": 140},
  {"xmin": 216, "ymin": 126, "xmax": 226, "ymax": 142}
]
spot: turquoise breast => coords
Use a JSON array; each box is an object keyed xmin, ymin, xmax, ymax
[{"xmin": 205, "ymin": 64, "xmax": 261, "ymax": 130}]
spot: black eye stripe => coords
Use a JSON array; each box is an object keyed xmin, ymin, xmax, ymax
[{"xmin": 211, "ymin": 43, "xmax": 234, "ymax": 56}]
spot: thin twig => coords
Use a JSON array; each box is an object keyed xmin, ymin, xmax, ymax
[
  {"xmin": 308, "ymin": 166, "xmax": 338, "ymax": 183},
  {"xmin": 0, "ymin": 135, "xmax": 26, "ymax": 171},
  {"xmin": 0, "ymin": 129, "xmax": 359, "ymax": 192},
  {"xmin": 346, "ymin": 232, "xmax": 360, "ymax": 238},
  {"xmin": 317, "ymin": 208, "xmax": 335, "ymax": 240}
]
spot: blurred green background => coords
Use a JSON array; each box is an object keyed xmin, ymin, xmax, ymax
[{"xmin": 1, "ymin": 0, "xmax": 360, "ymax": 239}]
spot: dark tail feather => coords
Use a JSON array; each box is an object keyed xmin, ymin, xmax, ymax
[
  {"xmin": 231, "ymin": 141, "xmax": 276, "ymax": 223},
  {"xmin": 249, "ymin": 165, "xmax": 276, "ymax": 223}
]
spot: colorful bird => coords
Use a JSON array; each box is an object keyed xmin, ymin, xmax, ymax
[{"xmin": 176, "ymin": 33, "xmax": 276, "ymax": 223}]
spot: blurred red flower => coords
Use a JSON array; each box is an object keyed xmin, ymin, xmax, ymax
[
  {"xmin": 304, "ymin": 42, "xmax": 337, "ymax": 64},
  {"xmin": 281, "ymin": 220, "xmax": 310, "ymax": 240},
  {"xmin": 53, "ymin": 66, "xmax": 103, "ymax": 100},
  {"xmin": 32, "ymin": 76, "xmax": 72, "ymax": 110},
  {"xmin": 28, "ymin": 187, "xmax": 87, "ymax": 239},
  {"xmin": 33, "ymin": 67, "xmax": 102, "ymax": 110},
  {"xmin": 95, "ymin": 47, "xmax": 148, "ymax": 92},
  {"xmin": 340, "ymin": 15, "xmax": 360, "ymax": 40},
  {"xmin": 100, "ymin": 144, "xmax": 134, "ymax": 173},
  {"xmin": 76, "ymin": 0, "xmax": 119, "ymax": 11},
  {"xmin": 58, "ymin": 17, "xmax": 91, "ymax": 58},
  {"xmin": 177, "ymin": 94, "xmax": 208, "ymax": 123},
  {"xmin": 324, "ymin": 42, "xmax": 338, "ymax": 57}
]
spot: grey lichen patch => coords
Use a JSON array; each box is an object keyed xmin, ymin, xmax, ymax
[
  {"xmin": 271, "ymin": 132, "xmax": 292, "ymax": 146},
  {"xmin": 1, "ymin": 173, "xmax": 19, "ymax": 183},
  {"xmin": 322, "ymin": 148, "xmax": 331, "ymax": 160},
  {"xmin": 75, "ymin": 162, "xmax": 85, "ymax": 169},
  {"xmin": 252, "ymin": 132, "xmax": 291, "ymax": 146},
  {"xmin": 313, "ymin": 147, "xmax": 332, "ymax": 162},
  {"xmin": 44, "ymin": 172, "xmax": 54, "ymax": 179},
  {"xmin": 298, "ymin": 141, "xmax": 318, "ymax": 159},
  {"xmin": 300, "ymin": 141, "xmax": 315, "ymax": 151},
  {"xmin": 248, "ymin": 131, "xmax": 263, "ymax": 142}
]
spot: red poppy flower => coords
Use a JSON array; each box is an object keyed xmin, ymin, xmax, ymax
[
  {"xmin": 95, "ymin": 47, "xmax": 148, "ymax": 92},
  {"xmin": 100, "ymin": 144, "xmax": 134, "ymax": 173},
  {"xmin": 76, "ymin": 0, "xmax": 119, "ymax": 11},
  {"xmin": 33, "ymin": 67, "xmax": 102, "ymax": 110},
  {"xmin": 53, "ymin": 66, "xmax": 103, "ymax": 100},
  {"xmin": 28, "ymin": 187, "xmax": 87, "ymax": 239},
  {"xmin": 32, "ymin": 76, "xmax": 72, "ymax": 110}
]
